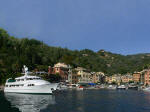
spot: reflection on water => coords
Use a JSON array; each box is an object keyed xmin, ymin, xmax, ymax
[
  {"xmin": 5, "ymin": 93, "xmax": 55, "ymax": 112},
  {"xmin": 3, "ymin": 90, "xmax": 150, "ymax": 112}
]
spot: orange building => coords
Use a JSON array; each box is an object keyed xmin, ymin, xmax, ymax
[
  {"xmin": 141, "ymin": 70, "xmax": 150, "ymax": 85},
  {"xmin": 133, "ymin": 72, "xmax": 141, "ymax": 83}
]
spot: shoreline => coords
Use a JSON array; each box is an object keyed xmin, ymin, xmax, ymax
[{"xmin": 0, "ymin": 85, "xmax": 4, "ymax": 91}]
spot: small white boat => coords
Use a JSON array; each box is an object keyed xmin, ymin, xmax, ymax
[
  {"xmin": 67, "ymin": 84, "xmax": 79, "ymax": 89},
  {"xmin": 76, "ymin": 86, "xmax": 84, "ymax": 90},
  {"xmin": 143, "ymin": 87, "xmax": 150, "ymax": 92},
  {"xmin": 108, "ymin": 85, "xmax": 117, "ymax": 90},
  {"xmin": 60, "ymin": 85, "xmax": 68, "ymax": 90},
  {"xmin": 4, "ymin": 65, "xmax": 58, "ymax": 94},
  {"xmin": 58, "ymin": 83, "xmax": 68, "ymax": 90},
  {"xmin": 128, "ymin": 85, "xmax": 138, "ymax": 90},
  {"xmin": 117, "ymin": 85, "xmax": 126, "ymax": 90}
]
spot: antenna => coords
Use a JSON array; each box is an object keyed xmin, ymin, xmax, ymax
[{"xmin": 24, "ymin": 65, "xmax": 28, "ymax": 76}]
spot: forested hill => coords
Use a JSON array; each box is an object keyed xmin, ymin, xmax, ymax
[{"xmin": 0, "ymin": 28, "xmax": 150, "ymax": 83}]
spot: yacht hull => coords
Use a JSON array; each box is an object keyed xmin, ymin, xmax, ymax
[
  {"xmin": 51, "ymin": 83, "xmax": 59, "ymax": 91},
  {"xmin": 4, "ymin": 85, "xmax": 52, "ymax": 94}
]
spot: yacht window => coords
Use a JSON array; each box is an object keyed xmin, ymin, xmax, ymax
[
  {"xmin": 28, "ymin": 84, "xmax": 35, "ymax": 86},
  {"xmin": 27, "ymin": 78, "xmax": 33, "ymax": 80},
  {"xmin": 5, "ymin": 85, "xmax": 8, "ymax": 87},
  {"xmin": 20, "ymin": 84, "xmax": 24, "ymax": 86},
  {"xmin": 17, "ymin": 79, "xmax": 20, "ymax": 81},
  {"xmin": 33, "ymin": 78, "xmax": 41, "ymax": 80},
  {"xmin": 27, "ymin": 78, "xmax": 41, "ymax": 80},
  {"xmin": 8, "ymin": 79, "xmax": 16, "ymax": 83},
  {"xmin": 21, "ymin": 79, "xmax": 24, "ymax": 81}
]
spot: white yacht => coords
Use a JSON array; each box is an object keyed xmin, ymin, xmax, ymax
[{"xmin": 4, "ymin": 65, "xmax": 58, "ymax": 94}]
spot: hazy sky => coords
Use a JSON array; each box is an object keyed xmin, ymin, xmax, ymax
[{"xmin": 0, "ymin": 0, "xmax": 150, "ymax": 55}]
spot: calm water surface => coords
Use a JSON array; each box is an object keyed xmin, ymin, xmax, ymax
[{"xmin": 1, "ymin": 89, "xmax": 150, "ymax": 112}]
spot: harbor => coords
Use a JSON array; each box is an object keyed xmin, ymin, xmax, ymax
[
  {"xmin": 1, "ymin": 63, "xmax": 150, "ymax": 93},
  {"xmin": 1, "ymin": 0, "xmax": 150, "ymax": 111}
]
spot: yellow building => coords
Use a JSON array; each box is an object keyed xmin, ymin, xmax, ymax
[
  {"xmin": 105, "ymin": 75, "xmax": 121, "ymax": 84},
  {"xmin": 75, "ymin": 67, "xmax": 92, "ymax": 83},
  {"xmin": 121, "ymin": 75, "xmax": 133, "ymax": 83}
]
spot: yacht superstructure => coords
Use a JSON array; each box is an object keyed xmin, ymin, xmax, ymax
[{"xmin": 4, "ymin": 65, "xmax": 58, "ymax": 94}]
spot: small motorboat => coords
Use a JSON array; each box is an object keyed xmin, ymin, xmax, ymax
[
  {"xmin": 117, "ymin": 85, "xmax": 126, "ymax": 90},
  {"xmin": 107, "ymin": 85, "xmax": 117, "ymax": 90},
  {"xmin": 76, "ymin": 85, "xmax": 84, "ymax": 90},
  {"xmin": 128, "ymin": 85, "xmax": 138, "ymax": 90},
  {"xmin": 143, "ymin": 87, "xmax": 150, "ymax": 92}
]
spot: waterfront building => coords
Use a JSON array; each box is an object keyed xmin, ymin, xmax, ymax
[
  {"xmin": 105, "ymin": 76, "xmax": 109, "ymax": 83},
  {"xmin": 107, "ymin": 76, "xmax": 113, "ymax": 84},
  {"xmin": 75, "ymin": 67, "xmax": 92, "ymax": 84},
  {"xmin": 71, "ymin": 72, "xmax": 78, "ymax": 84},
  {"xmin": 121, "ymin": 75, "xmax": 133, "ymax": 83},
  {"xmin": 67, "ymin": 65, "xmax": 72, "ymax": 84},
  {"xmin": 105, "ymin": 76, "xmax": 113, "ymax": 84},
  {"xmin": 48, "ymin": 63, "xmax": 69, "ymax": 82},
  {"xmin": 115, "ymin": 75, "xmax": 122, "ymax": 84},
  {"xmin": 111, "ymin": 75, "xmax": 117, "ymax": 83},
  {"xmin": 92, "ymin": 72, "xmax": 105, "ymax": 83},
  {"xmin": 109, "ymin": 75, "xmax": 120, "ymax": 84},
  {"xmin": 133, "ymin": 72, "xmax": 141, "ymax": 83},
  {"xmin": 105, "ymin": 74, "xmax": 121, "ymax": 84},
  {"xmin": 141, "ymin": 69, "xmax": 150, "ymax": 85}
]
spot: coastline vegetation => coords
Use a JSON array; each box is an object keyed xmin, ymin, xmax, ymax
[{"xmin": 0, "ymin": 28, "xmax": 150, "ymax": 84}]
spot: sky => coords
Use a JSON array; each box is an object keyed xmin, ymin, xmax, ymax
[{"xmin": 0, "ymin": 0, "xmax": 150, "ymax": 55}]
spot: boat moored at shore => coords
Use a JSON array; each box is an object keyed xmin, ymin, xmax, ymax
[
  {"xmin": 117, "ymin": 85, "xmax": 127, "ymax": 90},
  {"xmin": 4, "ymin": 65, "xmax": 58, "ymax": 94}
]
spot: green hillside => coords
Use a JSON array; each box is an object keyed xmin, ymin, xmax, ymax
[{"xmin": 0, "ymin": 28, "xmax": 150, "ymax": 84}]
